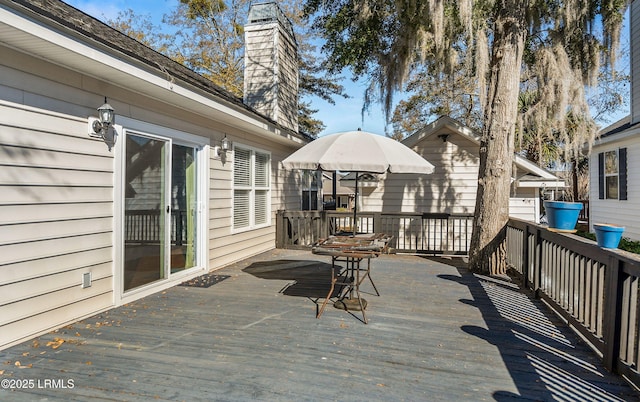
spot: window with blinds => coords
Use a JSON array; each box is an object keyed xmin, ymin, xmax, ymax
[{"xmin": 233, "ymin": 146, "xmax": 271, "ymax": 229}]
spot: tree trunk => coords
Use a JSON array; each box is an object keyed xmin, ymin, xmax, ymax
[
  {"xmin": 571, "ymin": 158, "xmax": 579, "ymax": 202},
  {"xmin": 469, "ymin": 4, "xmax": 527, "ymax": 276}
]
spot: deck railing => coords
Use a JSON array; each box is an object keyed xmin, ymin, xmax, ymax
[
  {"xmin": 506, "ymin": 217, "xmax": 640, "ymax": 389},
  {"xmin": 124, "ymin": 209, "xmax": 188, "ymax": 245},
  {"xmin": 275, "ymin": 210, "xmax": 640, "ymax": 389},
  {"xmin": 275, "ymin": 210, "xmax": 474, "ymax": 254}
]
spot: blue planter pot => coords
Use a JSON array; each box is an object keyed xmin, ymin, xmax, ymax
[
  {"xmin": 594, "ymin": 224, "xmax": 625, "ymax": 248},
  {"xmin": 544, "ymin": 201, "xmax": 583, "ymax": 232}
]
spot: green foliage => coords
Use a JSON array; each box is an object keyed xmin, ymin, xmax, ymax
[
  {"xmin": 298, "ymin": 101, "xmax": 325, "ymax": 135},
  {"xmin": 619, "ymin": 238, "xmax": 640, "ymax": 254}
]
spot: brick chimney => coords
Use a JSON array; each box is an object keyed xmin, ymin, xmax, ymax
[{"xmin": 244, "ymin": 2, "xmax": 299, "ymax": 132}]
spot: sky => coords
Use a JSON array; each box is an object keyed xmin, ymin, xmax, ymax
[
  {"xmin": 65, "ymin": 0, "xmax": 390, "ymax": 137},
  {"xmin": 65, "ymin": 0, "xmax": 630, "ymax": 136}
]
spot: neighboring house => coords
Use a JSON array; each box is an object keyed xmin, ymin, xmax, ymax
[
  {"xmin": 321, "ymin": 172, "xmax": 356, "ymax": 211},
  {"xmin": 588, "ymin": 2, "xmax": 639, "ymax": 241},
  {"xmin": 590, "ymin": 117, "xmax": 636, "ymax": 240},
  {"xmin": 340, "ymin": 116, "xmax": 564, "ymax": 223},
  {"xmin": 0, "ymin": 1, "xmax": 309, "ymax": 350}
]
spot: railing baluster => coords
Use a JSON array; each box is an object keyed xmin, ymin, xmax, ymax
[{"xmin": 603, "ymin": 256, "xmax": 623, "ymax": 372}]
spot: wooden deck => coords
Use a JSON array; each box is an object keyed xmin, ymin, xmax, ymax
[{"xmin": 1, "ymin": 249, "xmax": 638, "ymax": 401}]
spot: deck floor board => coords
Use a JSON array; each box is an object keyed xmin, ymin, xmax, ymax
[{"xmin": 1, "ymin": 249, "xmax": 638, "ymax": 401}]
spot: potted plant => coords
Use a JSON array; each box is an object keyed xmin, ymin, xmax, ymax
[
  {"xmin": 593, "ymin": 223, "xmax": 625, "ymax": 248},
  {"xmin": 543, "ymin": 200, "xmax": 583, "ymax": 232}
]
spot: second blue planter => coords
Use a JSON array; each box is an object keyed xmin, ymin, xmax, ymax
[
  {"xmin": 594, "ymin": 224, "xmax": 625, "ymax": 248},
  {"xmin": 544, "ymin": 201, "xmax": 583, "ymax": 232}
]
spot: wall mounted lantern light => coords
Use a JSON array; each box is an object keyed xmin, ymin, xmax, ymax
[
  {"xmin": 88, "ymin": 98, "xmax": 116, "ymax": 150},
  {"xmin": 214, "ymin": 134, "xmax": 231, "ymax": 158}
]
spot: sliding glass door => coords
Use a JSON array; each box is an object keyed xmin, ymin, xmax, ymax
[
  {"xmin": 123, "ymin": 132, "xmax": 199, "ymax": 292},
  {"xmin": 170, "ymin": 144, "xmax": 198, "ymax": 273}
]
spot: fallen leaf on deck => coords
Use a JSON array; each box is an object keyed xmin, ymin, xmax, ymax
[{"xmin": 46, "ymin": 338, "xmax": 65, "ymax": 349}]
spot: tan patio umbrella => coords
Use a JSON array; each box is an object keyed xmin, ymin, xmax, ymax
[{"xmin": 282, "ymin": 130, "xmax": 435, "ymax": 236}]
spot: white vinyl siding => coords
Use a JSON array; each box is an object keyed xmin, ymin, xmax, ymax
[
  {"xmin": 0, "ymin": 101, "xmax": 114, "ymax": 350},
  {"xmin": 354, "ymin": 126, "xmax": 544, "ymax": 223},
  {"xmin": 357, "ymin": 133, "xmax": 479, "ymax": 214},
  {"xmin": 233, "ymin": 145, "xmax": 271, "ymax": 230}
]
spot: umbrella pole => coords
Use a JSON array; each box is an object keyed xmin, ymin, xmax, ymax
[{"xmin": 353, "ymin": 172, "xmax": 358, "ymax": 237}]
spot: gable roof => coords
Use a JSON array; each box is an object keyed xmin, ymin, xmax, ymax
[
  {"xmin": 1, "ymin": 0, "xmax": 312, "ymax": 144},
  {"xmin": 595, "ymin": 115, "xmax": 640, "ymax": 147},
  {"xmin": 403, "ymin": 116, "xmax": 563, "ymax": 182}
]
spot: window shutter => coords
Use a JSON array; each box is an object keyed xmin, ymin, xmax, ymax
[
  {"xmin": 234, "ymin": 148, "xmax": 251, "ymax": 187},
  {"xmin": 619, "ymin": 147, "xmax": 627, "ymax": 200},
  {"xmin": 254, "ymin": 190, "xmax": 268, "ymax": 224},
  {"xmin": 598, "ymin": 152, "xmax": 605, "ymax": 199},
  {"xmin": 254, "ymin": 152, "xmax": 269, "ymax": 187},
  {"xmin": 233, "ymin": 190, "xmax": 250, "ymax": 228},
  {"xmin": 233, "ymin": 148, "xmax": 251, "ymax": 229}
]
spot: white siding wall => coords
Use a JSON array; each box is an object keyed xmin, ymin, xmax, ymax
[
  {"xmin": 359, "ymin": 132, "xmax": 479, "ymax": 214},
  {"xmin": 509, "ymin": 198, "xmax": 538, "ymax": 223},
  {"xmin": 590, "ymin": 136, "xmax": 640, "ymax": 241},
  {"xmin": 0, "ymin": 101, "xmax": 114, "ymax": 350},
  {"xmin": 356, "ymin": 129, "xmax": 539, "ymax": 222}
]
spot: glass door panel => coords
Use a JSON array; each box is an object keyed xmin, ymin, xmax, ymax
[
  {"xmin": 171, "ymin": 144, "xmax": 198, "ymax": 273},
  {"xmin": 124, "ymin": 134, "xmax": 168, "ymax": 291}
]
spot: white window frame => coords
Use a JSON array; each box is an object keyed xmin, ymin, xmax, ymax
[{"xmin": 232, "ymin": 143, "xmax": 271, "ymax": 232}]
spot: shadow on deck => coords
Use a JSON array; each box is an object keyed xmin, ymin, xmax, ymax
[{"xmin": 0, "ymin": 249, "xmax": 637, "ymax": 401}]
